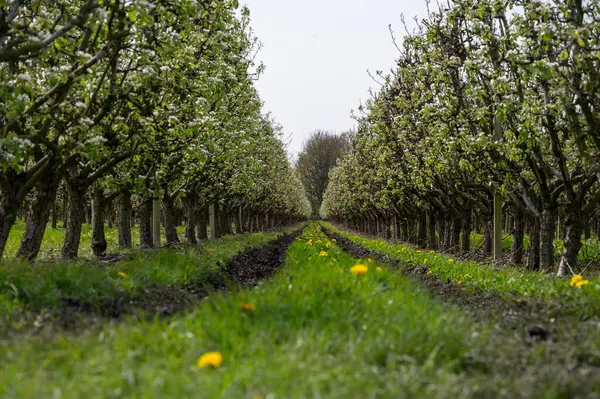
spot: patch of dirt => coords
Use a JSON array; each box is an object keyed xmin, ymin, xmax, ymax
[
  {"xmin": 5, "ymin": 227, "xmax": 304, "ymax": 336},
  {"xmin": 226, "ymin": 229, "xmax": 302, "ymax": 286}
]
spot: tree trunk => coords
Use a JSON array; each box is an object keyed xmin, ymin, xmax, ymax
[
  {"xmin": 51, "ymin": 199, "xmax": 58, "ymax": 229},
  {"xmin": 527, "ymin": 218, "xmax": 541, "ymax": 271},
  {"xmin": 16, "ymin": 169, "xmax": 61, "ymax": 260},
  {"xmin": 197, "ymin": 207, "xmax": 208, "ymax": 241},
  {"xmin": 451, "ymin": 217, "xmax": 461, "ymax": 253},
  {"xmin": 427, "ymin": 212, "xmax": 437, "ymax": 250},
  {"xmin": 461, "ymin": 209, "xmax": 472, "ymax": 253},
  {"xmin": 417, "ymin": 213, "xmax": 427, "ymax": 247},
  {"xmin": 139, "ymin": 199, "xmax": 154, "ymax": 248},
  {"xmin": 483, "ymin": 218, "xmax": 493, "ymax": 257},
  {"xmin": 183, "ymin": 196, "xmax": 197, "ymax": 244},
  {"xmin": 510, "ymin": 210, "xmax": 525, "ymax": 265},
  {"xmin": 152, "ymin": 190, "xmax": 161, "ymax": 247},
  {"xmin": 0, "ymin": 183, "xmax": 20, "ymax": 259},
  {"xmin": 118, "ymin": 191, "xmax": 133, "ymax": 248},
  {"xmin": 91, "ymin": 185, "xmax": 108, "ymax": 257},
  {"xmin": 163, "ymin": 195, "xmax": 179, "ymax": 245},
  {"xmin": 557, "ymin": 209, "xmax": 585, "ymax": 276},
  {"xmin": 540, "ymin": 206, "xmax": 557, "ymax": 271},
  {"xmin": 62, "ymin": 188, "xmax": 68, "ymax": 228},
  {"xmin": 438, "ymin": 217, "xmax": 446, "ymax": 250},
  {"xmin": 62, "ymin": 182, "xmax": 86, "ymax": 259}
]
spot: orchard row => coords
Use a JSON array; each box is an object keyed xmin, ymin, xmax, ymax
[
  {"xmin": 322, "ymin": 0, "xmax": 600, "ymax": 275},
  {"xmin": 0, "ymin": 0, "xmax": 310, "ymax": 260}
]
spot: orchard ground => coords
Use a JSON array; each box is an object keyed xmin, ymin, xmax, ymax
[{"xmin": 1, "ymin": 222, "xmax": 599, "ymax": 398}]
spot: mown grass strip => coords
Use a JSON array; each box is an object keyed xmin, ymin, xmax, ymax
[
  {"xmin": 322, "ymin": 222, "xmax": 600, "ymax": 316},
  {"xmin": 0, "ymin": 222, "xmax": 497, "ymax": 398}
]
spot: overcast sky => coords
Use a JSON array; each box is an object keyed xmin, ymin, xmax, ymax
[{"xmin": 242, "ymin": 0, "xmax": 428, "ymax": 156}]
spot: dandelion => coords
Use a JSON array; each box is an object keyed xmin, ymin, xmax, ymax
[
  {"xmin": 239, "ymin": 303, "xmax": 256, "ymax": 312},
  {"xmin": 326, "ymin": 242, "xmax": 332, "ymax": 249},
  {"xmin": 426, "ymin": 269, "xmax": 432, "ymax": 276},
  {"xmin": 332, "ymin": 239, "xmax": 337, "ymax": 243},
  {"xmin": 448, "ymin": 258, "xmax": 454, "ymax": 263},
  {"xmin": 416, "ymin": 250, "xmax": 423, "ymax": 253},
  {"xmin": 424, "ymin": 258, "xmax": 428, "ymax": 263},
  {"xmin": 350, "ymin": 264, "xmax": 368, "ymax": 276},
  {"xmin": 457, "ymin": 280, "xmax": 462, "ymax": 285},
  {"xmin": 402, "ymin": 247, "xmax": 407, "ymax": 252},
  {"xmin": 367, "ymin": 258, "xmax": 373, "ymax": 263},
  {"xmin": 570, "ymin": 274, "xmax": 589, "ymax": 288},
  {"xmin": 118, "ymin": 272, "xmax": 128, "ymax": 278},
  {"xmin": 319, "ymin": 251, "xmax": 328, "ymax": 257},
  {"xmin": 575, "ymin": 280, "xmax": 589, "ymax": 287},
  {"xmin": 569, "ymin": 274, "xmax": 584, "ymax": 287},
  {"xmin": 197, "ymin": 352, "xmax": 223, "ymax": 368},
  {"xmin": 429, "ymin": 250, "xmax": 435, "ymax": 254}
]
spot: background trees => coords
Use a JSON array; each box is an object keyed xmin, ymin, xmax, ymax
[
  {"xmin": 1, "ymin": 0, "xmax": 310, "ymax": 261},
  {"xmin": 321, "ymin": 0, "xmax": 600, "ymax": 275},
  {"xmin": 295, "ymin": 130, "xmax": 349, "ymax": 216}
]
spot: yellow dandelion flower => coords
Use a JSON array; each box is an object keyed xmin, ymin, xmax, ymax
[
  {"xmin": 350, "ymin": 264, "xmax": 368, "ymax": 276},
  {"xmin": 575, "ymin": 280, "xmax": 589, "ymax": 287},
  {"xmin": 448, "ymin": 258, "xmax": 454, "ymax": 263},
  {"xmin": 426, "ymin": 269, "xmax": 432, "ymax": 276},
  {"xmin": 239, "ymin": 303, "xmax": 256, "ymax": 312},
  {"xmin": 429, "ymin": 250, "xmax": 435, "ymax": 254},
  {"xmin": 326, "ymin": 242, "xmax": 332, "ymax": 249},
  {"xmin": 424, "ymin": 258, "xmax": 428, "ymax": 263},
  {"xmin": 319, "ymin": 251, "xmax": 328, "ymax": 257},
  {"xmin": 367, "ymin": 258, "xmax": 373, "ymax": 263},
  {"xmin": 332, "ymin": 239, "xmax": 337, "ymax": 243},
  {"xmin": 457, "ymin": 280, "xmax": 462, "ymax": 285},
  {"xmin": 402, "ymin": 247, "xmax": 407, "ymax": 252},
  {"xmin": 118, "ymin": 272, "xmax": 128, "ymax": 278},
  {"xmin": 416, "ymin": 250, "xmax": 423, "ymax": 253},
  {"xmin": 197, "ymin": 352, "xmax": 223, "ymax": 368},
  {"xmin": 569, "ymin": 274, "xmax": 584, "ymax": 287}
]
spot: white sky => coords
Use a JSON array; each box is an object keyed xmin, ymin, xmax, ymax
[{"xmin": 243, "ymin": 0, "xmax": 428, "ymax": 155}]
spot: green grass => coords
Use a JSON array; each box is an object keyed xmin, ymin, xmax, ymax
[
  {"xmin": 323, "ymin": 222, "xmax": 600, "ymax": 317},
  {"xmin": 0, "ymin": 229, "xmax": 291, "ymax": 333},
  {"xmin": 1, "ymin": 223, "xmax": 599, "ymax": 397},
  {"xmin": 0, "ymin": 222, "xmax": 478, "ymax": 398},
  {"xmin": 469, "ymin": 231, "xmax": 600, "ymax": 260},
  {"xmin": 2, "ymin": 220, "xmax": 190, "ymax": 260}
]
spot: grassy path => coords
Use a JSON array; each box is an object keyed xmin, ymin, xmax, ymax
[
  {"xmin": 1, "ymin": 226, "xmax": 300, "ymax": 338},
  {"xmin": 2, "ymin": 222, "xmax": 599, "ymax": 397}
]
